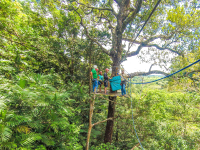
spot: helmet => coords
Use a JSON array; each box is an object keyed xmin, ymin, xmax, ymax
[
  {"xmin": 95, "ymin": 68, "xmax": 98, "ymax": 71},
  {"xmin": 105, "ymin": 68, "xmax": 109, "ymax": 71},
  {"xmin": 99, "ymin": 71, "xmax": 102, "ymax": 73}
]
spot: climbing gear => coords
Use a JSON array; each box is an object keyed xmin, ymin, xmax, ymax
[
  {"xmin": 98, "ymin": 80, "xmax": 103, "ymax": 85},
  {"xmin": 104, "ymin": 80, "xmax": 108, "ymax": 87},
  {"xmin": 130, "ymin": 85, "xmax": 144, "ymax": 150}
]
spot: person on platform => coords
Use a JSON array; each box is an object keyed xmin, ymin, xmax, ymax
[
  {"xmin": 120, "ymin": 68, "xmax": 128, "ymax": 96},
  {"xmin": 104, "ymin": 68, "xmax": 110, "ymax": 94},
  {"xmin": 90, "ymin": 67, "xmax": 99, "ymax": 93},
  {"xmin": 98, "ymin": 71, "xmax": 103, "ymax": 92}
]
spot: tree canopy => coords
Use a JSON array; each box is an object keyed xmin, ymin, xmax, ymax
[{"xmin": 0, "ymin": 0, "xmax": 199, "ymax": 149}]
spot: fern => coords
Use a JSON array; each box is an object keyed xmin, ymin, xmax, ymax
[
  {"xmin": 0, "ymin": 141, "xmax": 17, "ymax": 149},
  {"xmin": 0, "ymin": 96, "xmax": 6, "ymax": 111},
  {"xmin": 0, "ymin": 73, "xmax": 82, "ymax": 149},
  {"xmin": 16, "ymin": 125, "xmax": 31, "ymax": 134},
  {"xmin": 20, "ymin": 133, "xmax": 42, "ymax": 146},
  {"xmin": 40, "ymin": 134, "xmax": 55, "ymax": 146},
  {"xmin": 0, "ymin": 125, "xmax": 12, "ymax": 142}
]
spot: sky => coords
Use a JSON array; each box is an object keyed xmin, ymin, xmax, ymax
[
  {"xmin": 122, "ymin": 56, "xmax": 157, "ymax": 74},
  {"xmin": 121, "ymin": 55, "xmax": 168, "ymax": 74},
  {"xmin": 121, "ymin": 45, "xmax": 175, "ymax": 74}
]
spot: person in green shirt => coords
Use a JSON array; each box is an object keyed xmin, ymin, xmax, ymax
[
  {"xmin": 98, "ymin": 71, "xmax": 104, "ymax": 92},
  {"xmin": 90, "ymin": 68, "xmax": 99, "ymax": 93}
]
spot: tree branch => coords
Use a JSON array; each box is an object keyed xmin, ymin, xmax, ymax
[
  {"xmin": 145, "ymin": 43, "xmax": 181, "ymax": 55},
  {"xmin": 149, "ymin": 63, "xmax": 156, "ymax": 72},
  {"xmin": 123, "ymin": 34, "xmax": 174, "ymax": 43},
  {"xmin": 109, "ymin": 0, "xmax": 117, "ymax": 17},
  {"xmin": 173, "ymin": 70, "xmax": 200, "ymax": 82},
  {"xmin": 185, "ymin": 70, "xmax": 200, "ymax": 76},
  {"xmin": 114, "ymin": 0, "xmax": 121, "ymax": 6},
  {"xmin": 129, "ymin": 70, "xmax": 169, "ymax": 78},
  {"xmin": 74, "ymin": 10, "xmax": 110, "ymax": 56},
  {"xmin": 131, "ymin": 143, "xmax": 140, "ymax": 150},
  {"xmin": 0, "ymin": 34, "xmax": 40, "ymax": 50},
  {"xmin": 92, "ymin": 117, "xmax": 114, "ymax": 126},
  {"xmin": 126, "ymin": 43, "xmax": 143, "ymax": 57},
  {"xmin": 120, "ymin": 35, "xmax": 182, "ymax": 62},
  {"xmin": 122, "ymin": 0, "xmax": 142, "ymax": 31},
  {"xmin": 101, "ymin": 13, "xmax": 115, "ymax": 33},
  {"xmin": 77, "ymin": 1, "xmax": 117, "ymax": 17}
]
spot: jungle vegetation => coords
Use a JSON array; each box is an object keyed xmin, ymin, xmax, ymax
[{"xmin": 0, "ymin": 0, "xmax": 200, "ymax": 149}]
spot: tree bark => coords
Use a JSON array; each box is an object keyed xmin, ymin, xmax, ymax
[
  {"xmin": 77, "ymin": 0, "xmax": 143, "ymax": 144},
  {"xmin": 104, "ymin": 96, "xmax": 116, "ymax": 143},
  {"xmin": 104, "ymin": 14, "xmax": 123, "ymax": 142}
]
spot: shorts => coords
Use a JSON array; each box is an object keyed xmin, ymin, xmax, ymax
[
  {"xmin": 104, "ymin": 80, "xmax": 108, "ymax": 87},
  {"xmin": 120, "ymin": 81, "xmax": 126, "ymax": 86},
  {"xmin": 98, "ymin": 81, "xmax": 103, "ymax": 87}
]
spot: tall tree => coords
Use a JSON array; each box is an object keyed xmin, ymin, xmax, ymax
[
  {"xmin": 63, "ymin": 0, "xmax": 200, "ymax": 144},
  {"xmin": 13, "ymin": 0, "xmax": 199, "ymax": 145}
]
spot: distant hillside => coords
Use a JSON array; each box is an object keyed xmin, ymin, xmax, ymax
[{"xmin": 147, "ymin": 74, "xmax": 165, "ymax": 77}]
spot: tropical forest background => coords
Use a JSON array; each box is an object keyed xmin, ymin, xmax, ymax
[{"xmin": 0, "ymin": 0, "xmax": 200, "ymax": 150}]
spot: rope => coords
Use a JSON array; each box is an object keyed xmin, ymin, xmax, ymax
[
  {"xmin": 117, "ymin": 58, "xmax": 199, "ymax": 150},
  {"xmin": 130, "ymin": 82, "xmax": 144, "ymax": 150},
  {"xmin": 131, "ymin": 59, "xmax": 200, "ymax": 84},
  {"xmin": 132, "ymin": 0, "xmax": 162, "ymax": 43},
  {"xmin": 118, "ymin": 59, "xmax": 200, "ymax": 85},
  {"xmin": 119, "ymin": 59, "xmax": 200, "ymax": 149}
]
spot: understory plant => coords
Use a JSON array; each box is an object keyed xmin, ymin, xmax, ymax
[{"xmin": 0, "ymin": 73, "xmax": 82, "ymax": 149}]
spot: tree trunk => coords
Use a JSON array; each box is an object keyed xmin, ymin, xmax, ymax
[
  {"xmin": 104, "ymin": 97, "xmax": 116, "ymax": 143},
  {"xmin": 104, "ymin": 60, "xmax": 121, "ymax": 143},
  {"xmin": 104, "ymin": 12, "xmax": 123, "ymax": 143}
]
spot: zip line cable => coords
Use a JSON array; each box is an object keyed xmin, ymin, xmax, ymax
[
  {"xmin": 130, "ymin": 82, "xmax": 144, "ymax": 150},
  {"xmin": 130, "ymin": 59, "xmax": 200, "ymax": 84},
  {"xmin": 132, "ymin": 0, "xmax": 162, "ymax": 43},
  {"xmin": 124, "ymin": 59, "xmax": 199, "ymax": 150},
  {"xmin": 118, "ymin": 59, "xmax": 200, "ymax": 85},
  {"xmin": 120, "ymin": 0, "xmax": 194, "ymax": 147}
]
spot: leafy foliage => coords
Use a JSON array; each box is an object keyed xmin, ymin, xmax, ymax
[
  {"xmin": 0, "ymin": 73, "xmax": 82, "ymax": 149},
  {"xmin": 111, "ymin": 88, "xmax": 200, "ymax": 150},
  {"xmin": 0, "ymin": 0, "xmax": 200, "ymax": 149},
  {"xmin": 168, "ymin": 44, "xmax": 200, "ymax": 92}
]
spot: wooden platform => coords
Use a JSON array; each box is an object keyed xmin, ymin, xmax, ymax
[
  {"xmin": 91, "ymin": 91, "xmax": 121, "ymax": 96},
  {"xmin": 91, "ymin": 90, "xmax": 129, "ymax": 97}
]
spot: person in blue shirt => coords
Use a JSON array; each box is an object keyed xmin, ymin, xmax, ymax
[{"xmin": 98, "ymin": 71, "xmax": 103, "ymax": 92}]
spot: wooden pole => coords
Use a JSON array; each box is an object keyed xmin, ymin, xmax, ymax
[
  {"xmin": 85, "ymin": 95, "xmax": 95, "ymax": 150},
  {"xmin": 89, "ymin": 41, "xmax": 93, "ymax": 94},
  {"xmin": 85, "ymin": 94, "xmax": 114, "ymax": 150}
]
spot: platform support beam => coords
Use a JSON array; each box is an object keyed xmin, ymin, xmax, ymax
[
  {"xmin": 86, "ymin": 95, "xmax": 95, "ymax": 150},
  {"xmin": 86, "ymin": 94, "xmax": 115, "ymax": 150}
]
